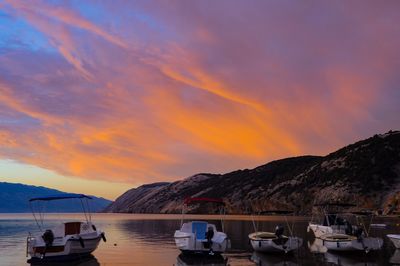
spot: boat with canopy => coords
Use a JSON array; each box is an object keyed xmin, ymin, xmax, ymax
[
  {"xmin": 319, "ymin": 211, "xmax": 383, "ymax": 252},
  {"xmin": 26, "ymin": 193, "xmax": 106, "ymax": 263},
  {"xmin": 308, "ymin": 202, "xmax": 357, "ymax": 238},
  {"xmin": 174, "ymin": 197, "xmax": 230, "ymax": 256},
  {"xmin": 248, "ymin": 210, "xmax": 303, "ymax": 253}
]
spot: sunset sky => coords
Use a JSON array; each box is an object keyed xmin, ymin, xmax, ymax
[{"xmin": 0, "ymin": 1, "xmax": 399, "ymax": 200}]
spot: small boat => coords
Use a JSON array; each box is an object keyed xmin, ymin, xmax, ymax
[
  {"xmin": 26, "ymin": 194, "xmax": 106, "ymax": 263},
  {"xmin": 248, "ymin": 211, "xmax": 303, "ymax": 253},
  {"xmin": 174, "ymin": 197, "xmax": 230, "ymax": 256},
  {"xmin": 320, "ymin": 211, "xmax": 383, "ymax": 253},
  {"xmin": 388, "ymin": 234, "xmax": 400, "ymax": 248},
  {"xmin": 320, "ymin": 233, "xmax": 382, "ymax": 252},
  {"xmin": 308, "ymin": 203, "xmax": 356, "ymax": 238}
]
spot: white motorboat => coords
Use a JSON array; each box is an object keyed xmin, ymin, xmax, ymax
[
  {"xmin": 388, "ymin": 234, "xmax": 400, "ymax": 248},
  {"xmin": 320, "ymin": 233, "xmax": 382, "ymax": 252},
  {"xmin": 249, "ymin": 231, "xmax": 302, "ymax": 253},
  {"xmin": 320, "ymin": 211, "xmax": 383, "ymax": 253},
  {"xmin": 308, "ymin": 203, "xmax": 356, "ymax": 238},
  {"xmin": 26, "ymin": 194, "xmax": 106, "ymax": 263},
  {"xmin": 174, "ymin": 197, "xmax": 230, "ymax": 255},
  {"xmin": 248, "ymin": 211, "xmax": 303, "ymax": 253},
  {"xmin": 308, "ymin": 238, "xmax": 379, "ymax": 265}
]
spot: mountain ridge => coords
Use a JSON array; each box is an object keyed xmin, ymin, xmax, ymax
[
  {"xmin": 0, "ymin": 182, "xmax": 112, "ymax": 213},
  {"xmin": 105, "ymin": 130, "xmax": 400, "ymax": 214}
]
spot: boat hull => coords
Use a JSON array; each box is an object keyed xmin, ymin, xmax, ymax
[
  {"xmin": 174, "ymin": 230, "xmax": 229, "ymax": 255},
  {"xmin": 28, "ymin": 234, "xmax": 102, "ymax": 260},
  {"xmin": 388, "ymin": 234, "xmax": 400, "ymax": 248},
  {"xmin": 249, "ymin": 232, "xmax": 302, "ymax": 253},
  {"xmin": 321, "ymin": 234, "xmax": 383, "ymax": 252}
]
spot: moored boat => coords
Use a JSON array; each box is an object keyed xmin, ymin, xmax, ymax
[
  {"xmin": 248, "ymin": 211, "xmax": 303, "ymax": 253},
  {"xmin": 249, "ymin": 231, "xmax": 302, "ymax": 253},
  {"xmin": 308, "ymin": 203, "xmax": 356, "ymax": 238},
  {"xmin": 174, "ymin": 197, "xmax": 230, "ymax": 256},
  {"xmin": 26, "ymin": 194, "xmax": 106, "ymax": 263},
  {"xmin": 320, "ymin": 211, "xmax": 383, "ymax": 253},
  {"xmin": 320, "ymin": 233, "xmax": 382, "ymax": 252}
]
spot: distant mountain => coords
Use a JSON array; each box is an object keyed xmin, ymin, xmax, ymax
[
  {"xmin": 105, "ymin": 130, "xmax": 400, "ymax": 214},
  {"xmin": 0, "ymin": 182, "xmax": 112, "ymax": 213}
]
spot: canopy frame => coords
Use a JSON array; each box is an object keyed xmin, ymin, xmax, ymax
[
  {"xmin": 29, "ymin": 193, "xmax": 93, "ymax": 232},
  {"xmin": 180, "ymin": 197, "xmax": 226, "ymax": 233}
]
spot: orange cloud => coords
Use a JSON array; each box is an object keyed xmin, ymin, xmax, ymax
[{"xmin": 0, "ymin": 1, "xmax": 399, "ymax": 187}]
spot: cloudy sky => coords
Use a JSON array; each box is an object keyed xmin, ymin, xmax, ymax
[{"xmin": 0, "ymin": 0, "xmax": 399, "ymax": 199}]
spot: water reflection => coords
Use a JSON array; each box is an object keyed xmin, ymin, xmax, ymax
[
  {"xmin": 117, "ymin": 219, "xmax": 179, "ymax": 245},
  {"xmin": 30, "ymin": 255, "xmax": 99, "ymax": 266},
  {"xmin": 323, "ymin": 252, "xmax": 378, "ymax": 266},
  {"xmin": 1, "ymin": 214, "xmax": 399, "ymax": 265},
  {"xmin": 390, "ymin": 249, "xmax": 400, "ymax": 264},
  {"xmin": 250, "ymin": 252, "xmax": 298, "ymax": 266},
  {"xmin": 175, "ymin": 254, "xmax": 227, "ymax": 266},
  {"xmin": 308, "ymin": 238, "xmax": 379, "ymax": 265}
]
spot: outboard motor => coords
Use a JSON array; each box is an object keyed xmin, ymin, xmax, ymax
[
  {"xmin": 275, "ymin": 225, "xmax": 284, "ymax": 238},
  {"xmin": 344, "ymin": 220, "xmax": 353, "ymax": 235},
  {"xmin": 42, "ymin": 230, "xmax": 54, "ymax": 247},
  {"xmin": 354, "ymin": 227, "xmax": 364, "ymax": 240}
]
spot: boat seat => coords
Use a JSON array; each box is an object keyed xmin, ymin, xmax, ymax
[
  {"xmin": 64, "ymin": 222, "xmax": 81, "ymax": 236},
  {"xmin": 192, "ymin": 222, "xmax": 208, "ymax": 240}
]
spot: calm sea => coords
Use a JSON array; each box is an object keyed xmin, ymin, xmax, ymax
[{"xmin": 0, "ymin": 213, "xmax": 399, "ymax": 266}]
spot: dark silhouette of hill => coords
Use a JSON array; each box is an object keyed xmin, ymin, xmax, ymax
[{"xmin": 0, "ymin": 182, "xmax": 111, "ymax": 212}]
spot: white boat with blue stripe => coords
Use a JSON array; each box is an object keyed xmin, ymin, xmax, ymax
[{"xmin": 174, "ymin": 197, "xmax": 230, "ymax": 255}]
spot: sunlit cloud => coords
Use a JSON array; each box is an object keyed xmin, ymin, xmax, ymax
[{"xmin": 0, "ymin": 0, "xmax": 399, "ymax": 191}]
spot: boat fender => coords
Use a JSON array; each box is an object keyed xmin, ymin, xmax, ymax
[
  {"xmin": 79, "ymin": 237, "xmax": 85, "ymax": 248},
  {"xmin": 42, "ymin": 230, "xmax": 54, "ymax": 247},
  {"xmin": 92, "ymin": 225, "xmax": 97, "ymax": 231},
  {"xmin": 101, "ymin": 232, "xmax": 107, "ymax": 242},
  {"xmin": 259, "ymin": 241, "xmax": 261, "ymax": 247},
  {"xmin": 337, "ymin": 241, "xmax": 339, "ymax": 248}
]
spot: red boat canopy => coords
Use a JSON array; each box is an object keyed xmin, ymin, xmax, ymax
[{"xmin": 184, "ymin": 197, "xmax": 225, "ymax": 205}]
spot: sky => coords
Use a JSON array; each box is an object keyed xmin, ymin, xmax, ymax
[{"xmin": 0, "ymin": 1, "xmax": 399, "ymax": 200}]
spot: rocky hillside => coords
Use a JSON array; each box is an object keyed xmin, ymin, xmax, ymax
[{"xmin": 105, "ymin": 131, "xmax": 400, "ymax": 214}]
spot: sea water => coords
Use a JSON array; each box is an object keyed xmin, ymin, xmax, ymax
[{"xmin": 0, "ymin": 213, "xmax": 398, "ymax": 265}]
